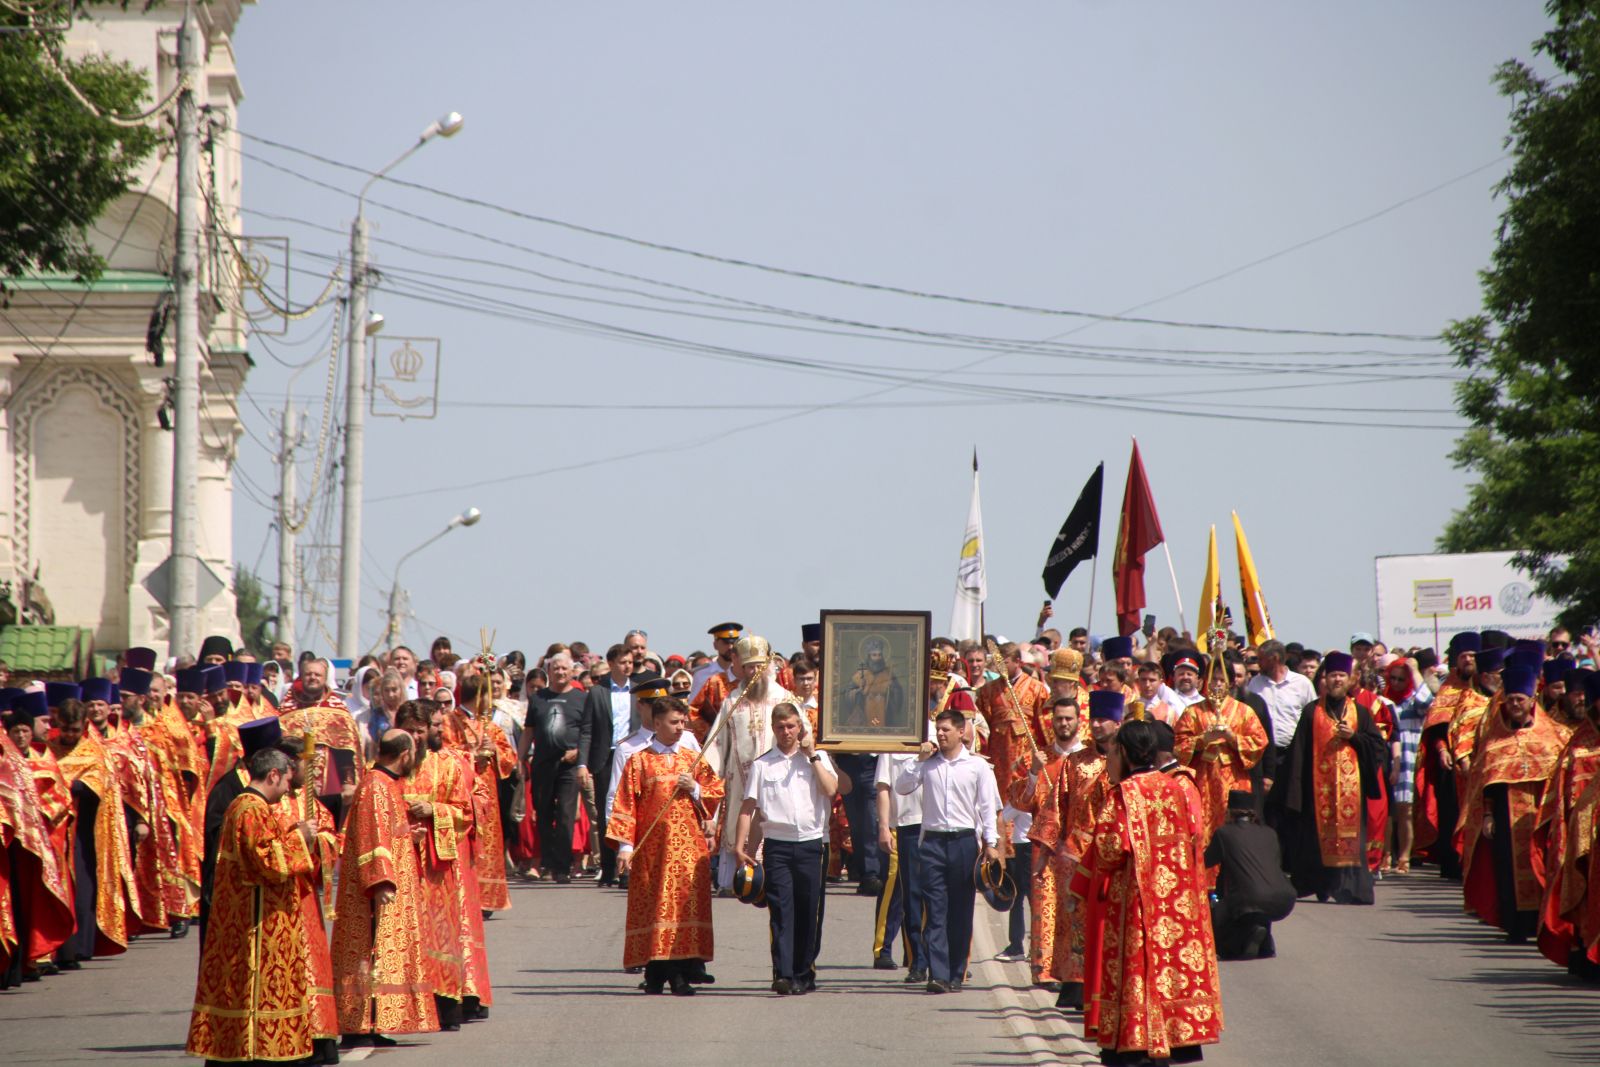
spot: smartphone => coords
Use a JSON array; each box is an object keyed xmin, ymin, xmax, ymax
[{"xmin": 1142, "ymin": 614, "xmax": 1156, "ymax": 637}]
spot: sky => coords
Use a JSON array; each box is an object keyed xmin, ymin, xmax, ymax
[{"xmin": 222, "ymin": 0, "xmax": 1553, "ymax": 661}]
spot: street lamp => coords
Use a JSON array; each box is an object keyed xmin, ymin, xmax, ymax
[
  {"xmin": 377, "ymin": 506, "xmax": 482, "ymax": 654},
  {"xmin": 338, "ymin": 111, "xmax": 465, "ymax": 659}
]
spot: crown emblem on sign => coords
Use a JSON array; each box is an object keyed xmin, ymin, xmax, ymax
[{"xmin": 390, "ymin": 342, "xmax": 423, "ymax": 383}]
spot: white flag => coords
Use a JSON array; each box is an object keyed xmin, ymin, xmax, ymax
[{"xmin": 950, "ymin": 461, "xmax": 986, "ymax": 641}]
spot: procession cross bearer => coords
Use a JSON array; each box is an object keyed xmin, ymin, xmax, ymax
[{"xmin": 607, "ymin": 697, "xmax": 725, "ymax": 996}]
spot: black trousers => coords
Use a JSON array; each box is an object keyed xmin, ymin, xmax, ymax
[
  {"xmin": 1004, "ymin": 842, "xmax": 1031, "ymax": 953},
  {"xmin": 764, "ymin": 838, "xmax": 828, "ymax": 982},
  {"xmin": 834, "ymin": 754, "xmax": 882, "ymax": 882},
  {"xmin": 921, "ymin": 830, "xmax": 979, "ymax": 984},
  {"xmin": 591, "ymin": 751, "xmax": 619, "ymax": 882},
  {"xmin": 532, "ymin": 760, "xmax": 580, "ymax": 876}
]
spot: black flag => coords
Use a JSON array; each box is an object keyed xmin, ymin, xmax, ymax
[{"xmin": 1041, "ymin": 463, "xmax": 1103, "ymax": 599}]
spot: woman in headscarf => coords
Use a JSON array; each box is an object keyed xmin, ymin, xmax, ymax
[{"xmin": 1385, "ymin": 656, "xmax": 1433, "ymax": 875}]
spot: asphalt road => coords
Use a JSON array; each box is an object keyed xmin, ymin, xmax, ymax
[{"xmin": 2, "ymin": 866, "xmax": 1595, "ymax": 1065}]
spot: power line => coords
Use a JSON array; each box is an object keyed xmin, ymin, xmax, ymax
[{"xmin": 237, "ymin": 137, "xmax": 1442, "ymax": 342}]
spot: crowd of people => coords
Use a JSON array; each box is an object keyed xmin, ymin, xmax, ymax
[{"xmin": 0, "ymin": 611, "xmax": 1597, "ymax": 1066}]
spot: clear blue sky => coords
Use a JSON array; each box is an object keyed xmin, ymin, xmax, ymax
[{"xmin": 225, "ymin": 0, "xmax": 1550, "ymax": 660}]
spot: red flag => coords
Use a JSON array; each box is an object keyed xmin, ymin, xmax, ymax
[{"xmin": 1111, "ymin": 439, "xmax": 1166, "ymax": 636}]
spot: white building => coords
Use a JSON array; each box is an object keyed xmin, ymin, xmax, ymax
[{"xmin": 0, "ymin": 2, "xmax": 257, "ymax": 660}]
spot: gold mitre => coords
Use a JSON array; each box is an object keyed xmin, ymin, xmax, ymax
[
  {"xmin": 734, "ymin": 634, "xmax": 771, "ymax": 667},
  {"xmin": 1048, "ymin": 648, "xmax": 1085, "ymax": 683}
]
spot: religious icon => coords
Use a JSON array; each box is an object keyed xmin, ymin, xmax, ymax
[{"xmin": 816, "ymin": 609, "xmax": 929, "ymax": 753}]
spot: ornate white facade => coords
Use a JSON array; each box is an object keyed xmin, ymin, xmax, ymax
[{"xmin": 0, "ymin": 2, "xmax": 257, "ymax": 659}]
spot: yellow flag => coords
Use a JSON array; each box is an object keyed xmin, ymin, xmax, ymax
[
  {"xmin": 1233, "ymin": 510, "xmax": 1275, "ymax": 645},
  {"xmin": 1196, "ymin": 525, "xmax": 1219, "ymax": 654}
]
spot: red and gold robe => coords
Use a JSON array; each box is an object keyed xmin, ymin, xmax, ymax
[
  {"xmin": 688, "ymin": 670, "xmax": 732, "ymax": 745},
  {"xmin": 274, "ymin": 791, "xmax": 340, "ymax": 1040},
  {"xmin": 976, "ymin": 673, "xmax": 1051, "ymax": 813},
  {"xmin": 0, "ymin": 734, "xmax": 74, "ymax": 970},
  {"xmin": 187, "ymin": 789, "xmax": 316, "ymax": 1062},
  {"xmin": 277, "ymin": 696, "xmax": 365, "ymax": 817},
  {"xmin": 1310, "ymin": 701, "xmax": 1366, "ymax": 870},
  {"xmin": 404, "ymin": 749, "xmax": 468, "ymax": 1003},
  {"xmin": 1073, "ymin": 768, "xmax": 1222, "ymax": 1059},
  {"xmin": 446, "ymin": 749, "xmax": 493, "ymax": 1006},
  {"xmin": 1014, "ymin": 744, "xmax": 1070, "ymax": 984},
  {"xmin": 1044, "ymin": 747, "xmax": 1109, "ymax": 985},
  {"xmin": 446, "ymin": 710, "xmax": 517, "ymax": 911},
  {"xmin": 605, "ymin": 743, "xmax": 724, "ymax": 969},
  {"xmin": 143, "ymin": 705, "xmax": 208, "ymax": 918},
  {"xmin": 1534, "ymin": 719, "xmax": 1600, "ymax": 967},
  {"xmin": 51, "ymin": 734, "xmax": 136, "ymax": 955},
  {"xmin": 107, "ymin": 725, "xmax": 174, "ymax": 930},
  {"xmin": 330, "ymin": 767, "xmax": 438, "ymax": 1036},
  {"xmin": 26, "ymin": 743, "xmax": 73, "ymax": 898},
  {"xmin": 1174, "ymin": 696, "xmax": 1268, "ymax": 882},
  {"xmin": 1461, "ymin": 704, "xmax": 1564, "ymax": 928}
]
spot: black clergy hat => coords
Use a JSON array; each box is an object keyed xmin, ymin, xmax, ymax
[
  {"xmin": 199, "ymin": 635, "xmax": 234, "ymax": 661},
  {"xmin": 800, "ymin": 622, "xmax": 822, "ymax": 643},
  {"xmin": 238, "ymin": 717, "xmax": 283, "ymax": 758},
  {"xmin": 1227, "ymin": 789, "xmax": 1256, "ymax": 811}
]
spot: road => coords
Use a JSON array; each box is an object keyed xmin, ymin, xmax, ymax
[{"xmin": 3, "ymin": 867, "xmax": 1596, "ymax": 1065}]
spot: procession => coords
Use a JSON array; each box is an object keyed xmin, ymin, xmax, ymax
[
  {"xmin": 5, "ymin": 574, "xmax": 1600, "ymax": 1065},
  {"xmin": 6, "ymin": 1, "xmax": 1600, "ymax": 1065}
]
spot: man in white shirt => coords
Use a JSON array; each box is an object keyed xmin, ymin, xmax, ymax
[
  {"xmin": 735, "ymin": 701, "xmax": 839, "ymax": 996},
  {"xmin": 896, "ymin": 709, "xmax": 1001, "ymax": 994},
  {"xmin": 1155, "ymin": 650, "xmax": 1209, "ymax": 713},
  {"xmin": 1245, "ymin": 640, "xmax": 1317, "ymax": 781},
  {"xmin": 874, "ymin": 740, "xmax": 927, "ymax": 980}
]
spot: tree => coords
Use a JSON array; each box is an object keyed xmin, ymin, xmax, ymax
[
  {"xmin": 0, "ymin": 8, "xmax": 160, "ymax": 291},
  {"xmin": 233, "ymin": 568, "xmax": 275, "ymax": 659},
  {"xmin": 1439, "ymin": 0, "xmax": 1600, "ymax": 627}
]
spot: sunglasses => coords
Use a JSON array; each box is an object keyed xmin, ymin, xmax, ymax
[{"xmin": 1551, "ymin": 641, "xmax": 1570, "ymax": 650}]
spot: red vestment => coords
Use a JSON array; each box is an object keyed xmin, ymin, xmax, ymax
[
  {"xmin": 1074, "ymin": 768, "xmax": 1222, "ymax": 1059},
  {"xmin": 605, "ymin": 745, "xmax": 724, "ymax": 969},
  {"xmin": 330, "ymin": 768, "xmax": 439, "ymax": 1036}
]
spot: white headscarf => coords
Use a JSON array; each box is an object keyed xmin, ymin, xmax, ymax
[{"xmin": 346, "ymin": 664, "xmax": 378, "ymax": 715}]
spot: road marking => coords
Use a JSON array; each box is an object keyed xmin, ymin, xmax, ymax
[{"xmin": 972, "ymin": 904, "xmax": 1099, "ymax": 1065}]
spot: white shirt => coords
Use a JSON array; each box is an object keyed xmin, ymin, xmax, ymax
[
  {"xmin": 896, "ymin": 748, "xmax": 1000, "ymax": 846},
  {"xmin": 875, "ymin": 753, "xmax": 923, "ymax": 828},
  {"xmin": 605, "ymin": 727, "xmax": 701, "ymax": 820},
  {"xmin": 743, "ymin": 747, "xmax": 836, "ymax": 842},
  {"xmin": 1156, "ymin": 683, "xmax": 1206, "ymax": 711},
  {"xmin": 606, "ymin": 678, "xmax": 633, "ymax": 747},
  {"xmin": 1247, "ymin": 669, "xmax": 1317, "ymax": 749}
]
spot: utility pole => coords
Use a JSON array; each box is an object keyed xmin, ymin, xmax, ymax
[
  {"xmin": 336, "ymin": 111, "xmax": 463, "ymax": 660},
  {"xmin": 336, "ymin": 217, "xmax": 368, "ymax": 661},
  {"xmin": 169, "ymin": 6, "xmax": 203, "ymax": 661},
  {"xmin": 276, "ymin": 404, "xmax": 298, "ymax": 649}
]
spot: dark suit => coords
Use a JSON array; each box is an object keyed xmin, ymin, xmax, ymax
[
  {"xmin": 578, "ymin": 678, "xmax": 640, "ymax": 884},
  {"xmin": 529, "ymin": 686, "xmax": 587, "ymax": 879}
]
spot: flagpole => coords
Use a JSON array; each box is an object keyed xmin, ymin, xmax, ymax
[
  {"xmin": 1085, "ymin": 553, "xmax": 1097, "ymax": 635},
  {"xmin": 1161, "ymin": 541, "xmax": 1188, "ymax": 635}
]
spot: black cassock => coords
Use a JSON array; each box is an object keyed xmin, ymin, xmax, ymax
[{"xmin": 1268, "ymin": 699, "xmax": 1387, "ymax": 905}]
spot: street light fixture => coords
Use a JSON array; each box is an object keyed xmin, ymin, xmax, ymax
[
  {"xmin": 376, "ymin": 506, "xmax": 483, "ymax": 654},
  {"xmin": 338, "ymin": 110, "xmax": 464, "ymax": 659}
]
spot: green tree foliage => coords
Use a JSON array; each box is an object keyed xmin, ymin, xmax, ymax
[
  {"xmin": 233, "ymin": 568, "xmax": 275, "ymax": 659},
  {"xmin": 0, "ymin": 9, "xmax": 160, "ymax": 290},
  {"xmin": 1440, "ymin": 1, "xmax": 1600, "ymax": 627}
]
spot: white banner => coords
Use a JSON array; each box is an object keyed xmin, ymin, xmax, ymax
[
  {"xmin": 1374, "ymin": 550, "xmax": 1564, "ymax": 650},
  {"xmin": 949, "ymin": 467, "xmax": 986, "ymax": 642}
]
